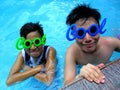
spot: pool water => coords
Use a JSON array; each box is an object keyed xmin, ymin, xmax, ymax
[{"xmin": 0, "ymin": 0, "xmax": 120, "ymax": 90}]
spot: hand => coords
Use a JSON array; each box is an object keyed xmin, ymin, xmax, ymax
[{"xmin": 80, "ymin": 63, "xmax": 105, "ymax": 84}]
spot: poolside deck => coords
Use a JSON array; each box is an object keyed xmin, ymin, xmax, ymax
[{"xmin": 61, "ymin": 58, "xmax": 120, "ymax": 90}]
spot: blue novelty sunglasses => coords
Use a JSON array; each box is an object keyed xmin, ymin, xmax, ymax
[{"xmin": 66, "ymin": 18, "xmax": 107, "ymax": 41}]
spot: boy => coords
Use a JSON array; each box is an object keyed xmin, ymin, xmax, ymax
[
  {"xmin": 64, "ymin": 4, "xmax": 120, "ymax": 85},
  {"xmin": 6, "ymin": 22, "xmax": 56, "ymax": 86}
]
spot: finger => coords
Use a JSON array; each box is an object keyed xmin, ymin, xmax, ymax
[
  {"xmin": 97, "ymin": 63, "xmax": 105, "ymax": 69},
  {"xmin": 84, "ymin": 73, "xmax": 93, "ymax": 82},
  {"xmin": 96, "ymin": 64, "xmax": 106, "ymax": 83},
  {"xmin": 80, "ymin": 66, "xmax": 93, "ymax": 82},
  {"xmin": 88, "ymin": 64, "xmax": 103, "ymax": 76},
  {"xmin": 80, "ymin": 65, "xmax": 99, "ymax": 82},
  {"xmin": 87, "ymin": 64, "xmax": 102, "ymax": 76},
  {"xmin": 80, "ymin": 64, "xmax": 104, "ymax": 83},
  {"xmin": 86, "ymin": 67, "xmax": 101, "ymax": 83},
  {"xmin": 87, "ymin": 64, "xmax": 104, "ymax": 83}
]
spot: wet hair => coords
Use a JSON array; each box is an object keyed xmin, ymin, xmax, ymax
[
  {"xmin": 20, "ymin": 22, "xmax": 44, "ymax": 38},
  {"xmin": 66, "ymin": 4, "xmax": 101, "ymax": 25}
]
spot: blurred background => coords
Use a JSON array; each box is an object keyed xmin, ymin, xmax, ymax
[{"xmin": 0, "ymin": 0, "xmax": 120, "ymax": 90}]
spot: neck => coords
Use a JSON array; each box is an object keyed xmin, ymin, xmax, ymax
[{"xmin": 33, "ymin": 56, "xmax": 39, "ymax": 63}]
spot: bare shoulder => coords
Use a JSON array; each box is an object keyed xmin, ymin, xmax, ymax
[
  {"xmin": 8, "ymin": 51, "xmax": 24, "ymax": 76},
  {"xmin": 49, "ymin": 46, "xmax": 55, "ymax": 49},
  {"xmin": 46, "ymin": 46, "xmax": 56, "ymax": 70},
  {"xmin": 48, "ymin": 47, "xmax": 56, "ymax": 54},
  {"xmin": 65, "ymin": 43, "xmax": 79, "ymax": 63},
  {"xmin": 12, "ymin": 51, "xmax": 24, "ymax": 69},
  {"xmin": 16, "ymin": 51, "xmax": 24, "ymax": 62},
  {"xmin": 100, "ymin": 37, "xmax": 119, "ymax": 44},
  {"xmin": 100, "ymin": 37, "xmax": 120, "ymax": 49},
  {"xmin": 47, "ymin": 47, "xmax": 56, "ymax": 61},
  {"xmin": 66, "ymin": 43, "xmax": 78, "ymax": 54}
]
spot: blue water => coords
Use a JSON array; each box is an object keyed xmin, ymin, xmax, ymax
[{"xmin": 0, "ymin": 0, "xmax": 120, "ymax": 90}]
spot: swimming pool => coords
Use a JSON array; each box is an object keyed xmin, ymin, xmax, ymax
[{"xmin": 0, "ymin": 0, "xmax": 120, "ymax": 90}]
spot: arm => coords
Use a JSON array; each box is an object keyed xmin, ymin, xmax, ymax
[
  {"xmin": 64, "ymin": 46, "xmax": 105, "ymax": 85},
  {"xmin": 64, "ymin": 48, "xmax": 76, "ymax": 85},
  {"xmin": 34, "ymin": 47, "xmax": 56, "ymax": 85},
  {"xmin": 6, "ymin": 52, "xmax": 43, "ymax": 86},
  {"xmin": 111, "ymin": 37, "xmax": 120, "ymax": 52}
]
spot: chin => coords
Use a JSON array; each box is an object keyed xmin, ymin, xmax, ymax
[
  {"xmin": 84, "ymin": 50, "xmax": 96, "ymax": 53},
  {"xmin": 31, "ymin": 55, "xmax": 40, "ymax": 60},
  {"xmin": 30, "ymin": 53, "xmax": 40, "ymax": 58},
  {"xmin": 83, "ymin": 47, "xmax": 97, "ymax": 53}
]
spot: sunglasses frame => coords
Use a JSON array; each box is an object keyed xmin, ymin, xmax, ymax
[
  {"xmin": 16, "ymin": 34, "xmax": 46, "ymax": 50},
  {"xmin": 76, "ymin": 24, "xmax": 99, "ymax": 39},
  {"xmin": 66, "ymin": 18, "xmax": 107, "ymax": 41},
  {"xmin": 24, "ymin": 37, "xmax": 42, "ymax": 49}
]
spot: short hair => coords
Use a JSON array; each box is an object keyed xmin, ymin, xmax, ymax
[
  {"xmin": 20, "ymin": 22, "xmax": 44, "ymax": 38},
  {"xmin": 66, "ymin": 4, "xmax": 101, "ymax": 25}
]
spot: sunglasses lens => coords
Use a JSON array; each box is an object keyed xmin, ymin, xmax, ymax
[
  {"xmin": 25, "ymin": 41, "xmax": 30, "ymax": 46},
  {"xmin": 88, "ymin": 25, "xmax": 99, "ymax": 36},
  {"xmin": 90, "ymin": 26, "xmax": 97, "ymax": 34},
  {"xmin": 78, "ymin": 30, "xmax": 84, "ymax": 36},
  {"xmin": 24, "ymin": 40, "xmax": 32, "ymax": 49},
  {"xmin": 34, "ymin": 38, "xmax": 41, "ymax": 46},
  {"xmin": 35, "ymin": 39, "xmax": 40, "ymax": 44},
  {"xmin": 76, "ymin": 28, "xmax": 86, "ymax": 39}
]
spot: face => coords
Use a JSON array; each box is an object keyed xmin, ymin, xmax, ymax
[
  {"xmin": 75, "ymin": 17, "xmax": 100, "ymax": 53},
  {"xmin": 25, "ymin": 31, "xmax": 43, "ymax": 59}
]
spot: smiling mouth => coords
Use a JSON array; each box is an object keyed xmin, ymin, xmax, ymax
[
  {"xmin": 30, "ymin": 49, "xmax": 39, "ymax": 54},
  {"xmin": 85, "ymin": 43, "xmax": 95, "ymax": 48}
]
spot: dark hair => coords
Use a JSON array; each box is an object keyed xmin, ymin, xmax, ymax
[
  {"xmin": 66, "ymin": 4, "xmax": 101, "ymax": 25},
  {"xmin": 20, "ymin": 22, "xmax": 44, "ymax": 38}
]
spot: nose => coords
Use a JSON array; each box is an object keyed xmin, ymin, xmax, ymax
[
  {"xmin": 30, "ymin": 44, "xmax": 37, "ymax": 49},
  {"xmin": 84, "ymin": 33, "xmax": 92, "ymax": 43}
]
